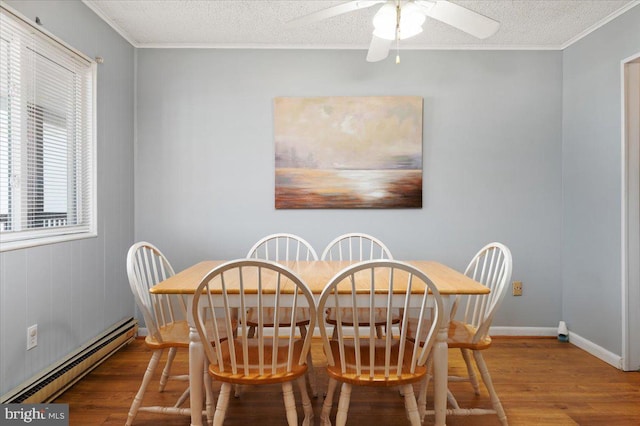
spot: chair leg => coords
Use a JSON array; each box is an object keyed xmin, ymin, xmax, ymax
[
  {"xmin": 126, "ymin": 349, "xmax": 162, "ymax": 426},
  {"xmin": 159, "ymin": 347, "xmax": 177, "ymax": 391},
  {"xmin": 335, "ymin": 382, "xmax": 352, "ymax": 426},
  {"xmin": 402, "ymin": 383, "xmax": 421, "ymax": 426},
  {"xmin": 419, "ymin": 364, "xmax": 461, "ymax": 421},
  {"xmin": 321, "ymin": 378, "xmax": 338, "ymax": 426},
  {"xmin": 375, "ymin": 325, "xmax": 384, "ymax": 339},
  {"xmin": 175, "ymin": 387, "xmax": 190, "ymax": 408},
  {"xmin": 297, "ymin": 376, "xmax": 314, "ymax": 426},
  {"xmin": 306, "ymin": 351, "xmax": 318, "ymax": 397},
  {"xmin": 248, "ymin": 325, "xmax": 256, "ymax": 338},
  {"xmin": 447, "ymin": 388, "xmax": 461, "ymax": 409},
  {"xmin": 461, "ymin": 348, "xmax": 480, "ymax": 395},
  {"xmin": 418, "ymin": 355, "xmax": 433, "ymax": 421},
  {"xmin": 418, "ymin": 377, "xmax": 427, "ymax": 421},
  {"xmin": 282, "ymin": 381, "xmax": 299, "ymax": 426},
  {"xmin": 299, "ymin": 325, "xmax": 318, "ymax": 397},
  {"xmin": 474, "ymin": 351, "xmax": 508, "ymax": 426},
  {"xmin": 384, "ymin": 324, "xmax": 393, "ymax": 339},
  {"xmin": 213, "ymin": 382, "xmax": 231, "ymax": 426},
  {"xmin": 204, "ymin": 365, "xmax": 214, "ymax": 424}
]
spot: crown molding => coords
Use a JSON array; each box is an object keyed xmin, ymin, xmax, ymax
[
  {"xmin": 82, "ymin": 0, "xmax": 139, "ymax": 48},
  {"xmin": 560, "ymin": 1, "xmax": 639, "ymax": 50}
]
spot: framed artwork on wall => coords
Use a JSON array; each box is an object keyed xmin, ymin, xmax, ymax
[{"xmin": 274, "ymin": 96, "xmax": 423, "ymax": 209}]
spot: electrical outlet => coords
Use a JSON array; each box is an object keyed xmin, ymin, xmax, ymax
[
  {"xmin": 512, "ymin": 281, "xmax": 523, "ymax": 296},
  {"xmin": 27, "ymin": 324, "xmax": 38, "ymax": 350}
]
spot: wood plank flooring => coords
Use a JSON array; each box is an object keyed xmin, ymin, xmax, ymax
[{"xmin": 54, "ymin": 337, "xmax": 640, "ymax": 425}]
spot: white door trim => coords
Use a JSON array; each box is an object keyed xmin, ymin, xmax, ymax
[{"xmin": 621, "ymin": 52, "xmax": 640, "ymax": 371}]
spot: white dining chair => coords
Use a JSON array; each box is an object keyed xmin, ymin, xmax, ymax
[
  {"xmin": 318, "ymin": 260, "xmax": 444, "ymax": 426},
  {"xmin": 192, "ymin": 259, "xmax": 317, "ymax": 426},
  {"xmin": 125, "ymin": 242, "xmax": 214, "ymax": 425},
  {"xmin": 419, "ymin": 242, "xmax": 513, "ymax": 425},
  {"xmin": 245, "ymin": 233, "xmax": 319, "ymax": 395}
]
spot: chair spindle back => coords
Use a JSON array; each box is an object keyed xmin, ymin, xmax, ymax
[
  {"xmin": 453, "ymin": 242, "xmax": 513, "ymax": 342},
  {"xmin": 247, "ymin": 233, "xmax": 318, "ymax": 262},
  {"xmin": 321, "ymin": 232, "xmax": 393, "ymax": 261},
  {"xmin": 318, "ymin": 260, "xmax": 443, "ymax": 380},
  {"xmin": 127, "ymin": 242, "xmax": 186, "ymax": 342},
  {"xmin": 192, "ymin": 259, "xmax": 317, "ymax": 378}
]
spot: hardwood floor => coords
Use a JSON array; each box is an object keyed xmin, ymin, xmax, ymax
[{"xmin": 54, "ymin": 337, "xmax": 640, "ymax": 425}]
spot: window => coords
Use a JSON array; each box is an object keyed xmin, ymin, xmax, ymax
[{"xmin": 0, "ymin": 5, "xmax": 96, "ymax": 251}]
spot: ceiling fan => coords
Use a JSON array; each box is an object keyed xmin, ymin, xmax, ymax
[{"xmin": 288, "ymin": 0, "xmax": 500, "ymax": 63}]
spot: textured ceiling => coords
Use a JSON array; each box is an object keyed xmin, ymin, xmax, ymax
[{"xmin": 82, "ymin": 0, "xmax": 639, "ymax": 50}]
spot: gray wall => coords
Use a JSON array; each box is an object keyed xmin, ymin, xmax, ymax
[
  {"xmin": 0, "ymin": 1, "xmax": 135, "ymax": 395},
  {"xmin": 136, "ymin": 48, "xmax": 563, "ymax": 329},
  {"xmin": 562, "ymin": 5, "xmax": 640, "ymax": 354}
]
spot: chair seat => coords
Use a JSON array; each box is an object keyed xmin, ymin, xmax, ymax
[
  {"xmin": 405, "ymin": 318, "xmax": 492, "ymax": 350},
  {"xmin": 145, "ymin": 320, "xmax": 191, "ymax": 349},
  {"xmin": 146, "ymin": 319, "xmax": 235, "ymax": 350},
  {"xmin": 447, "ymin": 320, "xmax": 492, "ymax": 350},
  {"xmin": 325, "ymin": 339, "xmax": 427, "ymax": 387},
  {"xmin": 244, "ymin": 307, "xmax": 310, "ymax": 327},
  {"xmin": 208, "ymin": 338, "xmax": 308, "ymax": 385},
  {"xmin": 325, "ymin": 307, "xmax": 401, "ymax": 326}
]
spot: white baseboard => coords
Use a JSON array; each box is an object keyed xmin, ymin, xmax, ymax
[
  {"xmin": 141, "ymin": 325, "xmax": 624, "ymax": 370},
  {"xmin": 490, "ymin": 326, "xmax": 557, "ymax": 337},
  {"xmin": 490, "ymin": 326, "xmax": 623, "ymax": 370},
  {"xmin": 566, "ymin": 331, "xmax": 623, "ymax": 369}
]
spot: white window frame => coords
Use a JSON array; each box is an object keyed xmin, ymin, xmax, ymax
[{"xmin": 0, "ymin": 4, "xmax": 97, "ymax": 252}]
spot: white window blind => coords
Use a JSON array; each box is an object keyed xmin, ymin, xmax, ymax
[{"xmin": 0, "ymin": 5, "xmax": 96, "ymax": 251}]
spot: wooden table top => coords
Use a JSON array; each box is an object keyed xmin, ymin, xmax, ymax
[{"xmin": 150, "ymin": 260, "xmax": 489, "ymax": 296}]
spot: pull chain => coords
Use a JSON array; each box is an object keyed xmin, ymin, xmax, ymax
[{"xmin": 395, "ymin": 1, "xmax": 401, "ymax": 64}]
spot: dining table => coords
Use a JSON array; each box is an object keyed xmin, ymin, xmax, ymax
[{"xmin": 149, "ymin": 259, "xmax": 489, "ymax": 426}]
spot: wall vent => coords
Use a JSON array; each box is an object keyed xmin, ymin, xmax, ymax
[{"xmin": 1, "ymin": 318, "xmax": 137, "ymax": 403}]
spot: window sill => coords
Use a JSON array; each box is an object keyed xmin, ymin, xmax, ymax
[{"xmin": 0, "ymin": 231, "xmax": 98, "ymax": 252}]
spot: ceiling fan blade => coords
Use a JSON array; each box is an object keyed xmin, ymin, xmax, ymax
[
  {"xmin": 415, "ymin": 0, "xmax": 499, "ymax": 39},
  {"xmin": 288, "ymin": 0, "xmax": 385, "ymax": 27},
  {"xmin": 366, "ymin": 35, "xmax": 392, "ymax": 62}
]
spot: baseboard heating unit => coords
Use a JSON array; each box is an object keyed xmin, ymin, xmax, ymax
[{"xmin": 1, "ymin": 317, "xmax": 137, "ymax": 404}]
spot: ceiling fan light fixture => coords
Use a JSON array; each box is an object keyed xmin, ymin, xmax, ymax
[
  {"xmin": 372, "ymin": 2, "xmax": 426, "ymax": 41},
  {"xmin": 401, "ymin": 2, "xmax": 427, "ymax": 30},
  {"xmin": 402, "ymin": 23, "xmax": 424, "ymax": 39},
  {"xmin": 372, "ymin": 27, "xmax": 394, "ymax": 40},
  {"xmin": 372, "ymin": 3, "xmax": 396, "ymax": 39},
  {"xmin": 373, "ymin": 25, "xmax": 423, "ymax": 40}
]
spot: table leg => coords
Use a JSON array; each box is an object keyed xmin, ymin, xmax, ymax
[
  {"xmin": 189, "ymin": 305, "xmax": 204, "ymax": 426},
  {"xmin": 432, "ymin": 297, "xmax": 450, "ymax": 426}
]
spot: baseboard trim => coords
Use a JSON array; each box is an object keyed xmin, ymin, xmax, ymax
[
  {"xmin": 566, "ymin": 331, "xmax": 623, "ymax": 369},
  {"xmin": 490, "ymin": 326, "xmax": 557, "ymax": 337},
  {"xmin": 1, "ymin": 318, "xmax": 137, "ymax": 403},
  {"xmin": 491, "ymin": 326, "xmax": 623, "ymax": 369},
  {"xmin": 142, "ymin": 325, "xmax": 624, "ymax": 370}
]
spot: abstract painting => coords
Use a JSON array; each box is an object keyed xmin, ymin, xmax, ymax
[{"xmin": 274, "ymin": 96, "xmax": 423, "ymax": 209}]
